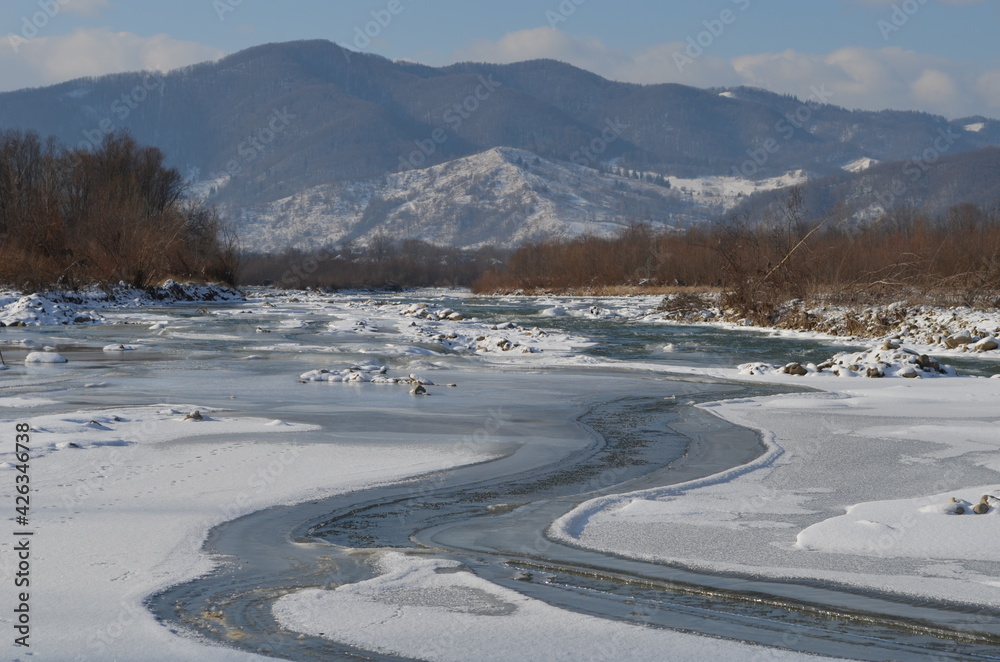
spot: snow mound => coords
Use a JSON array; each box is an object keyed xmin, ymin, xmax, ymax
[
  {"xmin": 25, "ymin": 351, "xmax": 68, "ymax": 364},
  {"xmin": 103, "ymin": 344, "xmax": 137, "ymax": 352},
  {"xmin": 0, "ymin": 281, "xmax": 243, "ymax": 326},
  {"xmin": 300, "ymin": 364, "xmax": 434, "ymax": 386},
  {"xmin": 738, "ymin": 341, "xmax": 956, "ymax": 378},
  {"xmin": 0, "ymin": 292, "xmax": 100, "ymax": 326},
  {"xmin": 796, "ymin": 487, "xmax": 1000, "ymax": 561}
]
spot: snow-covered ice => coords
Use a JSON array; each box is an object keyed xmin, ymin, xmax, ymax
[
  {"xmin": 0, "ymin": 401, "xmax": 496, "ymax": 661},
  {"xmin": 274, "ymin": 552, "xmax": 839, "ymax": 662},
  {"xmin": 554, "ymin": 375, "xmax": 1000, "ymax": 608},
  {"xmin": 3, "ymin": 286, "xmax": 1000, "ymax": 660}
]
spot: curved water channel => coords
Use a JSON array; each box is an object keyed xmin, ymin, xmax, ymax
[
  {"xmin": 19, "ymin": 293, "xmax": 999, "ymax": 660},
  {"xmin": 150, "ymin": 383, "xmax": 1000, "ymax": 662}
]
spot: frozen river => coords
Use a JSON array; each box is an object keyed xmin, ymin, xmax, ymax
[{"xmin": 4, "ymin": 290, "xmax": 1000, "ymax": 661}]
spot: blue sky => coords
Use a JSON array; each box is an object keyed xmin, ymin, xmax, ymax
[{"xmin": 2, "ymin": 0, "xmax": 998, "ymax": 118}]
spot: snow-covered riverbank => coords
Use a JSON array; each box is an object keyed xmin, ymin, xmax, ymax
[
  {"xmin": 3, "ymin": 287, "xmax": 999, "ymax": 661},
  {"xmin": 553, "ymin": 374, "xmax": 1000, "ymax": 609}
]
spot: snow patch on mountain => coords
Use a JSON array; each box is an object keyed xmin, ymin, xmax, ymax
[
  {"xmin": 842, "ymin": 157, "xmax": 879, "ymax": 173},
  {"xmin": 666, "ymin": 170, "xmax": 807, "ymax": 207},
  {"xmin": 223, "ymin": 148, "xmax": 806, "ymax": 251}
]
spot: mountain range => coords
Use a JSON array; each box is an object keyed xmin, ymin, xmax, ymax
[{"xmin": 1, "ymin": 39, "xmax": 998, "ymax": 249}]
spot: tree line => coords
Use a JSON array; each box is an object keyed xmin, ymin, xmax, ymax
[
  {"xmin": 241, "ymin": 236, "xmax": 506, "ymax": 290},
  {"xmin": 0, "ymin": 130, "xmax": 238, "ymax": 289},
  {"xmin": 472, "ymin": 193, "xmax": 1000, "ymax": 319}
]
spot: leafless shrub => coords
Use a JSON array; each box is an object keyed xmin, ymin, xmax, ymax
[
  {"xmin": 0, "ymin": 129, "xmax": 239, "ymax": 289},
  {"xmin": 474, "ymin": 188, "xmax": 1000, "ymax": 315}
]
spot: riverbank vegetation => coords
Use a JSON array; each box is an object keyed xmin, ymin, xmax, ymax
[
  {"xmin": 472, "ymin": 193, "xmax": 1000, "ymax": 323},
  {"xmin": 0, "ymin": 130, "xmax": 239, "ymax": 290},
  {"xmin": 240, "ymin": 238, "xmax": 506, "ymax": 290}
]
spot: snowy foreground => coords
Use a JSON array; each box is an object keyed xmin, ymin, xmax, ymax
[{"xmin": 3, "ymin": 287, "xmax": 1000, "ymax": 661}]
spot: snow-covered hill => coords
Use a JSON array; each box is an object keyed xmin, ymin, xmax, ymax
[{"xmin": 226, "ymin": 147, "xmax": 803, "ymax": 251}]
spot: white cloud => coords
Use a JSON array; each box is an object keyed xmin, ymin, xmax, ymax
[
  {"xmin": 453, "ymin": 27, "xmax": 743, "ymax": 88},
  {"xmin": 732, "ymin": 47, "xmax": 986, "ymax": 118},
  {"xmin": 456, "ymin": 27, "xmax": 629, "ymax": 77},
  {"xmin": 912, "ymin": 68, "xmax": 963, "ymax": 116},
  {"xmin": 0, "ymin": 28, "xmax": 224, "ymax": 92},
  {"xmin": 451, "ymin": 29, "xmax": 999, "ymax": 119},
  {"xmin": 976, "ymin": 70, "xmax": 1000, "ymax": 111}
]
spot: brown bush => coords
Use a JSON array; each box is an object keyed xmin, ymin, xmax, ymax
[
  {"xmin": 240, "ymin": 240, "xmax": 505, "ymax": 290},
  {"xmin": 0, "ymin": 129, "xmax": 238, "ymax": 289},
  {"xmin": 473, "ymin": 194, "xmax": 1000, "ymax": 311}
]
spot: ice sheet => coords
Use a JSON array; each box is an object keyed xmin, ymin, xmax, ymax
[{"xmin": 274, "ymin": 552, "xmax": 841, "ymax": 662}]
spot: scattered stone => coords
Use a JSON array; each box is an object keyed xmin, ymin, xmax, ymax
[
  {"xmin": 184, "ymin": 410, "xmax": 204, "ymax": 421},
  {"xmin": 973, "ymin": 502, "xmax": 990, "ymax": 514},
  {"xmin": 410, "ymin": 383, "xmax": 427, "ymax": 395},
  {"xmin": 866, "ymin": 367, "xmax": 884, "ymax": 378},
  {"xmin": 782, "ymin": 362, "xmax": 808, "ymax": 376},
  {"xmin": 945, "ymin": 331, "xmax": 974, "ymax": 349},
  {"xmin": 915, "ymin": 354, "xmax": 941, "ymax": 372},
  {"xmin": 975, "ymin": 337, "xmax": 999, "ymax": 352}
]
